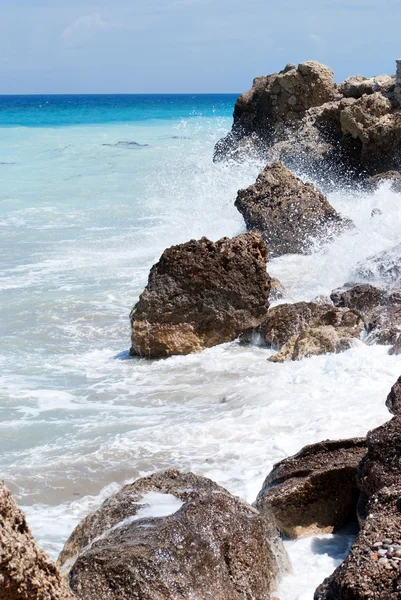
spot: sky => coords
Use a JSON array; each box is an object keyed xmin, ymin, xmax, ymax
[{"xmin": 0, "ymin": 0, "xmax": 401, "ymax": 93}]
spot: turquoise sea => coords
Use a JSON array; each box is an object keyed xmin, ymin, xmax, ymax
[{"xmin": 1, "ymin": 94, "xmax": 401, "ymax": 599}]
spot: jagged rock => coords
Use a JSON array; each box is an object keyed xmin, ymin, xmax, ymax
[
  {"xmin": 340, "ymin": 74, "xmax": 394, "ymax": 99},
  {"xmin": 264, "ymin": 301, "xmax": 363, "ymax": 346},
  {"xmin": 214, "ymin": 61, "xmax": 335, "ymax": 160},
  {"xmin": 130, "ymin": 233, "xmax": 271, "ymax": 358},
  {"xmin": 315, "ymin": 485, "xmax": 401, "ymax": 600},
  {"xmin": 354, "ymin": 243, "xmax": 401, "ymax": 286},
  {"xmin": 255, "ymin": 438, "xmax": 366, "ymax": 538},
  {"xmin": 357, "ymin": 416, "xmax": 401, "ymax": 499},
  {"xmin": 331, "ymin": 282, "xmax": 401, "ymax": 346},
  {"xmin": 0, "ymin": 481, "xmax": 73, "ymax": 600},
  {"xmin": 269, "ymin": 277, "xmax": 286, "ymax": 302},
  {"xmin": 66, "ymin": 471, "xmax": 288, "ymax": 600},
  {"xmin": 215, "ymin": 61, "xmax": 401, "ymax": 179},
  {"xmin": 235, "ymin": 162, "xmax": 351, "ymax": 256},
  {"xmin": 340, "ymin": 92, "xmax": 401, "ymax": 173},
  {"xmin": 268, "ymin": 325, "xmax": 360, "ymax": 363},
  {"xmin": 386, "ymin": 376, "xmax": 401, "ymax": 415}
]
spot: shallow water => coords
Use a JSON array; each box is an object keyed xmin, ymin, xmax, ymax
[{"xmin": 1, "ymin": 95, "xmax": 400, "ymax": 599}]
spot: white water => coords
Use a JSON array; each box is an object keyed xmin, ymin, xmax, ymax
[{"xmin": 1, "ymin": 115, "xmax": 401, "ymax": 599}]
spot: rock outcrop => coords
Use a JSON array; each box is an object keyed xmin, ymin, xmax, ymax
[
  {"xmin": 63, "ymin": 470, "xmax": 287, "ymax": 600},
  {"xmin": 354, "ymin": 243, "xmax": 401, "ymax": 287},
  {"xmin": 255, "ymin": 438, "xmax": 366, "ymax": 538},
  {"xmin": 263, "ymin": 301, "xmax": 364, "ymax": 361},
  {"xmin": 331, "ymin": 282, "xmax": 401, "ymax": 347},
  {"xmin": 215, "ymin": 60, "xmax": 401, "ymax": 180},
  {"xmin": 0, "ymin": 481, "xmax": 73, "ymax": 600},
  {"xmin": 235, "ymin": 162, "xmax": 351, "ymax": 256},
  {"xmin": 130, "ymin": 233, "xmax": 271, "ymax": 358}
]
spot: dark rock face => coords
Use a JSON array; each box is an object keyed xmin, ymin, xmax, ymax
[
  {"xmin": 59, "ymin": 470, "xmax": 231, "ymax": 572},
  {"xmin": 368, "ymin": 170, "xmax": 401, "ymax": 192},
  {"xmin": 130, "ymin": 233, "xmax": 271, "ymax": 358},
  {"xmin": 255, "ymin": 438, "xmax": 366, "ymax": 538},
  {"xmin": 263, "ymin": 301, "xmax": 364, "ymax": 361},
  {"xmin": 357, "ymin": 416, "xmax": 401, "ymax": 499},
  {"xmin": 235, "ymin": 163, "xmax": 350, "ymax": 257},
  {"xmin": 315, "ymin": 485, "xmax": 401, "ymax": 600},
  {"xmin": 331, "ymin": 283, "xmax": 401, "ymax": 348},
  {"xmin": 66, "ymin": 471, "xmax": 288, "ymax": 600},
  {"xmin": 215, "ymin": 60, "xmax": 401, "ymax": 179},
  {"xmin": 386, "ymin": 376, "xmax": 401, "ymax": 415},
  {"xmin": 0, "ymin": 482, "xmax": 73, "ymax": 600}
]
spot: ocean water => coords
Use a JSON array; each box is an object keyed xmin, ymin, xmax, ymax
[{"xmin": 1, "ymin": 94, "xmax": 401, "ymax": 600}]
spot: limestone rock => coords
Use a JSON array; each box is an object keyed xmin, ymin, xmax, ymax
[
  {"xmin": 130, "ymin": 233, "xmax": 271, "ymax": 358},
  {"xmin": 264, "ymin": 301, "xmax": 363, "ymax": 347},
  {"xmin": 67, "ymin": 471, "xmax": 288, "ymax": 600},
  {"xmin": 235, "ymin": 162, "xmax": 351, "ymax": 256},
  {"xmin": 340, "ymin": 74, "xmax": 394, "ymax": 99},
  {"xmin": 255, "ymin": 438, "xmax": 366, "ymax": 538},
  {"xmin": 268, "ymin": 325, "xmax": 360, "ymax": 363},
  {"xmin": 315, "ymin": 485, "xmax": 401, "ymax": 600},
  {"xmin": 0, "ymin": 481, "xmax": 73, "ymax": 600}
]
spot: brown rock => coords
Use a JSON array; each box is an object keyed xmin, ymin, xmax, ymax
[
  {"xmin": 386, "ymin": 376, "xmax": 401, "ymax": 415},
  {"xmin": 67, "ymin": 472, "xmax": 288, "ymax": 600},
  {"xmin": 340, "ymin": 74, "xmax": 394, "ymax": 99},
  {"xmin": 268, "ymin": 325, "xmax": 360, "ymax": 363},
  {"xmin": 330, "ymin": 283, "xmax": 386, "ymax": 315},
  {"xmin": 357, "ymin": 416, "xmax": 401, "ymax": 499},
  {"xmin": 0, "ymin": 481, "xmax": 73, "ymax": 600},
  {"xmin": 264, "ymin": 301, "xmax": 363, "ymax": 347},
  {"xmin": 255, "ymin": 438, "xmax": 366, "ymax": 538},
  {"xmin": 368, "ymin": 170, "xmax": 401, "ymax": 192},
  {"xmin": 235, "ymin": 162, "xmax": 351, "ymax": 256},
  {"xmin": 130, "ymin": 233, "xmax": 271, "ymax": 358},
  {"xmin": 315, "ymin": 485, "xmax": 401, "ymax": 600}
]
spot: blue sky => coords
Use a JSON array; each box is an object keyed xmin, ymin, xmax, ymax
[{"xmin": 0, "ymin": 0, "xmax": 400, "ymax": 93}]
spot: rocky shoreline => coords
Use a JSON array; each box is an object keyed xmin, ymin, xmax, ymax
[{"xmin": 3, "ymin": 60, "xmax": 401, "ymax": 599}]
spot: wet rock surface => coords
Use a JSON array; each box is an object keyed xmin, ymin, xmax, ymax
[
  {"xmin": 263, "ymin": 301, "xmax": 363, "ymax": 362},
  {"xmin": 235, "ymin": 162, "xmax": 350, "ymax": 256},
  {"xmin": 255, "ymin": 438, "xmax": 366, "ymax": 538},
  {"xmin": 386, "ymin": 376, "xmax": 401, "ymax": 415},
  {"xmin": 0, "ymin": 481, "xmax": 73, "ymax": 600},
  {"xmin": 315, "ymin": 486, "xmax": 401, "ymax": 600},
  {"xmin": 215, "ymin": 60, "xmax": 401, "ymax": 179},
  {"xmin": 354, "ymin": 243, "xmax": 401, "ymax": 287},
  {"xmin": 130, "ymin": 233, "xmax": 271, "ymax": 358},
  {"xmin": 67, "ymin": 471, "xmax": 287, "ymax": 600}
]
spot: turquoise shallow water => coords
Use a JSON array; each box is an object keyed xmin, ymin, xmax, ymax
[
  {"xmin": 1, "ymin": 94, "xmax": 401, "ymax": 599},
  {"xmin": 0, "ymin": 94, "xmax": 238, "ymax": 127}
]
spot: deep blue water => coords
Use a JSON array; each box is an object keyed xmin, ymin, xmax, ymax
[{"xmin": 0, "ymin": 94, "xmax": 238, "ymax": 127}]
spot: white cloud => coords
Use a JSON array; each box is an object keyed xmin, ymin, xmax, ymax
[
  {"xmin": 309, "ymin": 33, "xmax": 323, "ymax": 44},
  {"xmin": 61, "ymin": 13, "xmax": 111, "ymax": 42}
]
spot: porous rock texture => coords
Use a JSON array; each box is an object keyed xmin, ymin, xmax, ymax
[
  {"xmin": 255, "ymin": 438, "xmax": 366, "ymax": 538},
  {"xmin": 65, "ymin": 470, "xmax": 288, "ymax": 600},
  {"xmin": 314, "ymin": 485, "xmax": 401, "ymax": 600},
  {"xmin": 331, "ymin": 282, "xmax": 401, "ymax": 348},
  {"xmin": 130, "ymin": 232, "xmax": 271, "ymax": 358},
  {"xmin": 0, "ymin": 481, "xmax": 73, "ymax": 600},
  {"xmin": 215, "ymin": 60, "xmax": 401, "ymax": 180},
  {"xmin": 235, "ymin": 162, "xmax": 351, "ymax": 256},
  {"xmin": 263, "ymin": 301, "xmax": 364, "ymax": 361}
]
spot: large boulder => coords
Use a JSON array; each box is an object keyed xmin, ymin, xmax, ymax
[
  {"xmin": 235, "ymin": 162, "xmax": 351, "ymax": 256},
  {"xmin": 263, "ymin": 301, "xmax": 364, "ymax": 361},
  {"xmin": 0, "ymin": 481, "xmax": 73, "ymax": 600},
  {"xmin": 214, "ymin": 61, "xmax": 335, "ymax": 160},
  {"xmin": 130, "ymin": 233, "xmax": 271, "ymax": 358},
  {"xmin": 215, "ymin": 60, "xmax": 401, "ymax": 179},
  {"xmin": 255, "ymin": 438, "xmax": 366, "ymax": 538},
  {"xmin": 64, "ymin": 471, "xmax": 288, "ymax": 600},
  {"xmin": 315, "ymin": 485, "xmax": 401, "ymax": 600}
]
